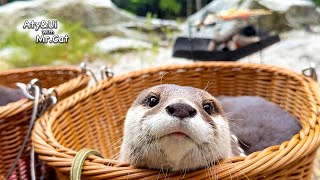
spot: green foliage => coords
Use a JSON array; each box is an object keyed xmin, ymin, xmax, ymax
[
  {"xmin": 0, "ymin": 57, "xmax": 10, "ymax": 70},
  {"xmin": 314, "ymin": 0, "xmax": 320, "ymax": 6},
  {"xmin": 0, "ymin": 21, "xmax": 108, "ymax": 68},
  {"xmin": 112, "ymin": 0, "xmax": 211, "ymax": 19},
  {"xmin": 112, "ymin": 0, "xmax": 195, "ymax": 19},
  {"xmin": 159, "ymin": 0, "xmax": 181, "ymax": 14},
  {"xmin": 145, "ymin": 12, "xmax": 161, "ymax": 54}
]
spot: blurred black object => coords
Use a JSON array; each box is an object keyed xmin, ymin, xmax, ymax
[
  {"xmin": 242, "ymin": 25, "xmax": 257, "ymax": 36},
  {"xmin": 172, "ymin": 25, "xmax": 280, "ymax": 61}
]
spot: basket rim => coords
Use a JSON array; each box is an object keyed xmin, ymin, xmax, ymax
[
  {"xmin": 32, "ymin": 62, "xmax": 320, "ymax": 179},
  {"xmin": 0, "ymin": 66, "xmax": 82, "ymax": 76},
  {"xmin": 0, "ymin": 65, "xmax": 86, "ymax": 119}
]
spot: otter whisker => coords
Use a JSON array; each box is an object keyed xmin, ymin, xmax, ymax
[
  {"xmin": 120, "ymin": 84, "xmax": 237, "ymax": 175},
  {"xmin": 160, "ymin": 71, "xmax": 170, "ymax": 85},
  {"xmin": 208, "ymin": 143, "xmax": 249, "ymax": 180},
  {"xmin": 203, "ymin": 81, "xmax": 213, "ymax": 92}
]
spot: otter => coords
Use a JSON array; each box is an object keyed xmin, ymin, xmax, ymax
[
  {"xmin": 119, "ymin": 84, "xmax": 301, "ymax": 172},
  {"xmin": 119, "ymin": 84, "xmax": 238, "ymax": 171}
]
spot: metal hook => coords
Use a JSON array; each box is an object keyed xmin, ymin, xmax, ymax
[
  {"xmin": 80, "ymin": 62, "xmax": 87, "ymax": 73},
  {"xmin": 100, "ymin": 65, "xmax": 114, "ymax": 80},
  {"xmin": 80, "ymin": 62, "xmax": 98, "ymax": 83},
  {"xmin": 30, "ymin": 78, "xmax": 42, "ymax": 89},
  {"xmin": 16, "ymin": 83, "xmax": 35, "ymax": 100},
  {"xmin": 16, "ymin": 79, "xmax": 43, "ymax": 100},
  {"xmin": 46, "ymin": 88, "xmax": 59, "ymax": 109},
  {"xmin": 302, "ymin": 63, "xmax": 318, "ymax": 82},
  {"xmin": 7, "ymin": 81, "xmax": 41, "ymax": 179},
  {"xmin": 12, "ymin": 79, "xmax": 59, "ymax": 180}
]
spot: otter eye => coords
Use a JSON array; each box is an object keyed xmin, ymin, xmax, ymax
[
  {"xmin": 203, "ymin": 103, "xmax": 213, "ymax": 115},
  {"xmin": 148, "ymin": 96, "xmax": 159, "ymax": 107}
]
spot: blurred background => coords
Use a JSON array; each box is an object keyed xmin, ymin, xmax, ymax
[
  {"xmin": 0, "ymin": 0, "xmax": 320, "ymax": 177},
  {"xmin": 0, "ymin": 0, "xmax": 319, "ymax": 76}
]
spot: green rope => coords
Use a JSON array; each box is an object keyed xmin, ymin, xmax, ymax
[{"xmin": 70, "ymin": 148, "xmax": 104, "ymax": 180}]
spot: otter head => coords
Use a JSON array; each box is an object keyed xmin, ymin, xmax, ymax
[{"xmin": 119, "ymin": 84, "xmax": 232, "ymax": 171}]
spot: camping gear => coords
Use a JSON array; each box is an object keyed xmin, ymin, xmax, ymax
[
  {"xmin": 172, "ymin": 34, "xmax": 280, "ymax": 61},
  {"xmin": 173, "ymin": 9, "xmax": 280, "ymax": 61}
]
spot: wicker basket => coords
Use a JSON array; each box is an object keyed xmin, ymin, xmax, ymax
[
  {"xmin": 0, "ymin": 66, "xmax": 90, "ymax": 179},
  {"xmin": 32, "ymin": 62, "xmax": 320, "ymax": 179}
]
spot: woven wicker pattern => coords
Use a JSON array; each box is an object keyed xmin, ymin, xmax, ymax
[
  {"xmin": 32, "ymin": 62, "xmax": 320, "ymax": 179},
  {"xmin": 0, "ymin": 66, "xmax": 90, "ymax": 179}
]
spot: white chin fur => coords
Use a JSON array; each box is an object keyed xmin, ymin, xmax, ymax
[{"xmin": 119, "ymin": 106, "xmax": 232, "ymax": 171}]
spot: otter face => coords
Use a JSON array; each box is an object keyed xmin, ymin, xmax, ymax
[{"xmin": 119, "ymin": 84, "xmax": 232, "ymax": 171}]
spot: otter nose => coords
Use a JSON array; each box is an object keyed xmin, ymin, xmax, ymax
[{"xmin": 166, "ymin": 103, "xmax": 197, "ymax": 119}]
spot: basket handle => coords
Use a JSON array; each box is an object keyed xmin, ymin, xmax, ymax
[
  {"xmin": 6, "ymin": 79, "xmax": 59, "ymax": 179},
  {"xmin": 71, "ymin": 148, "xmax": 104, "ymax": 180}
]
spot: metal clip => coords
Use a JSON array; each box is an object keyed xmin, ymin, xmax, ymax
[
  {"xmin": 80, "ymin": 62, "xmax": 114, "ymax": 83},
  {"xmin": 45, "ymin": 88, "xmax": 59, "ymax": 109},
  {"xmin": 16, "ymin": 78, "xmax": 42, "ymax": 100},
  {"xmin": 7, "ymin": 79, "xmax": 59, "ymax": 180},
  {"xmin": 302, "ymin": 63, "xmax": 318, "ymax": 82},
  {"xmin": 80, "ymin": 62, "xmax": 98, "ymax": 83},
  {"xmin": 100, "ymin": 65, "xmax": 114, "ymax": 80}
]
